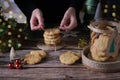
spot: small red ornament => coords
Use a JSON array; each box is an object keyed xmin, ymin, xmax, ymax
[
  {"xmin": 15, "ymin": 63, "xmax": 23, "ymax": 69},
  {"xmin": 15, "ymin": 59, "xmax": 21, "ymax": 64},
  {"xmin": 8, "ymin": 62, "xmax": 14, "ymax": 69}
]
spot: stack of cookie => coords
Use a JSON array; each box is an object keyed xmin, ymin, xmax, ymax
[
  {"xmin": 43, "ymin": 28, "xmax": 61, "ymax": 46},
  {"xmin": 89, "ymin": 21, "xmax": 119, "ymax": 62},
  {"xmin": 91, "ymin": 32, "xmax": 112, "ymax": 61}
]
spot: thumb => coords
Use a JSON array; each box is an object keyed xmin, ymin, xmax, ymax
[{"xmin": 37, "ymin": 13, "xmax": 45, "ymax": 29}]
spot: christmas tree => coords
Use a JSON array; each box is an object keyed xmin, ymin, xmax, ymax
[{"xmin": 0, "ymin": 7, "xmax": 28, "ymax": 52}]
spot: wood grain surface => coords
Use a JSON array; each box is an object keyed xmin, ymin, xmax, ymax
[{"xmin": 0, "ymin": 36, "xmax": 120, "ymax": 80}]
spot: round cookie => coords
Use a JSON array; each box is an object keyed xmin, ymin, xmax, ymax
[
  {"xmin": 59, "ymin": 51, "xmax": 80, "ymax": 65},
  {"xmin": 95, "ymin": 34, "xmax": 110, "ymax": 52},
  {"xmin": 24, "ymin": 53, "xmax": 42, "ymax": 65},
  {"xmin": 90, "ymin": 39, "xmax": 110, "ymax": 62},
  {"xmin": 43, "ymin": 30, "xmax": 60, "ymax": 39},
  {"xmin": 30, "ymin": 50, "xmax": 47, "ymax": 59},
  {"xmin": 44, "ymin": 36, "xmax": 61, "ymax": 46},
  {"xmin": 44, "ymin": 28, "xmax": 60, "ymax": 36},
  {"xmin": 71, "ymin": 51, "xmax": 81, "ymax": 59}
]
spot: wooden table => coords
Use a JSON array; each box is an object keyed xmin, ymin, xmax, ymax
[{"xmin": 0, "ymin": 37, "xmax": 120, "ymax": 80}]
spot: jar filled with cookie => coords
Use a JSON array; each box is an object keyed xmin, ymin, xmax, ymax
[{"xmin": 88, "ymin": 20, "xmax": 120, "ymax": 62}]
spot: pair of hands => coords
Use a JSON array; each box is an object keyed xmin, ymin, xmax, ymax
[{"xmin": 30, "ymin": 7, "xmax": 77, "ymax": 31}]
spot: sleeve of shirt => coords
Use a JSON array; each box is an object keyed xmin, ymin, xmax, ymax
[
  {"xmin": 14, "ymin": 0, "xmax": 37, "ymax": 20},
  {"xmin": 69, "ymin": 0, "xmax": 85, "ymax": 13}
]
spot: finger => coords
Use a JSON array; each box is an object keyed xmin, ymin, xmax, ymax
[
  {"xmin": 64, "ymin": 17, "xmax": 77, "ymax": 31},
  {"xmin": 60, "ymin": 17, "xmax": 69, "ymax": 30},
  {"xmin": 31, "ymin": 26, "xmax": 41, "ymax": 30},
  {"xmin": 38, "ymin": 24, "xmax": 45, "ymax": 31},
  {"xmin": 37, "ymin": 19, "xmax": 45, "ymax": 30},
  {"xmin": 60, "ymin": 24, "xmax": 65, "ymax": 30},
  {"xmin": 60, "ymin": 16, "xmax": 68, "ymax": 26},
  {"xmin": 32, "ymin": 16, "xmax": 44, "ymax": 30},
  {"xmin": 36, "ymin": 13, "xmax": 44, "ymax": 27},
  {"xmin": 30, "ymin": 16, "xmax": 39, "ymax": 30},
  {"xmin": 38, "ymin": 16, "xmax": 44, "ymax": 26},
  {"xmin": 30, "ymin": 18, "xmax": 42, "ymax": 30}
]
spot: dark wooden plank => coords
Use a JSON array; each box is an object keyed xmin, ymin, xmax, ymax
[
  {"xmin": 0, "ymin": 36, "xmax": 120, "ymax": 80},
  {"xmin": 0, "ymin": 67, "xmax": 120, "ymax": 79},
  {"xmin": 0, "ymin": 49, "xmax": 82, "ymax": 68},
  {"xmin": 1, "ymin": 49, "xmax": 120, "ymax": 80}
]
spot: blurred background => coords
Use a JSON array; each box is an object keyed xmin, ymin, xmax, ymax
[{"xmin": 0, "ymin": 0, "xmax": 26, "ymax": 23}]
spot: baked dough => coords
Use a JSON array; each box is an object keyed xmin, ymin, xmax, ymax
[
  {"xmin": 24, "ymin": 53, "xmax": 42, "ymax": 65},
  {"xmin": 43, "ymin": 28, "xmax": 61, "ymax": 46},
  {"xmin": 59, "ymin": 51, "xmax": 81, "ymax": 65},
  {"xmin": 90, "ymin": 25, "xmax": 118, "ymax": 62},
  {"xmin": 30, "ymin": 50, "xmax": 47, "ymax": 59},
  {"xmin": 24, "ymin": 50, "xmax": 47, "ymax": 64}
]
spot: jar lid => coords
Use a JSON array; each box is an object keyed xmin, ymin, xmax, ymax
[{"xmin": 88, "ymin": 20, "xmax": 118, "ymax": 34}]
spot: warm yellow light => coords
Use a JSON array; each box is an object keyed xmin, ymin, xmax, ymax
[
  {"xmin": 19, "ymin": 15, "xmax": 23, "ymax": 19},
  {"xmin": 112, "ymin": 12, "xmax": 116, "ymax": 17},
  {"xmin": 105, "ymin": 4, "xmax": 108, "ymax": 8},
  {"xmin": 24, "ymin": 20, "xmax": 27, "ymax": 23},
  {"xmin": 8, "ymin": 25, "xmax": 12, "ymax": 28},
  {"xmin": 0, "ymin": 29, "xmax": 3, "ymax": 32},
  {"xmin": 8, "ymin": 44, "xmax": 12, "ymax": 47},
  {"xmin": 9, "ymin": 11, "xmax": 13, "ymax": 15},
  {"xmin": 8, "ymin": 39, "xmax": 12, "ymax": 43},
  {"xmin": 8, "ymin": 32, "xmax": 12, "ymax": 35},
  {"xmin": 0, "ymin": 40, "xmax": 2, "ymax": 44},
  {"xmin": 0, "ymin": 19, "xmax": 2, "ymax": 23},
  {"xmin": 112, "ymin": 4, "xmax": 116, "ymax": 9},
  {"xmin": 104, "ymin": 9, "xmax": 108, "ymax": 13},
  {"xmin": 18, "ymin": 28, "xmax": 22, "ymax": 32},
  {"xmin": 24, "ymin": 36, "xmax": 28, "ymax": 40},
  {"xmin": 17, "ymin": 34, "xmax": 21, "ymax": 38},
  {"xmin": 17, "ymin": 43, "xmax": 22, "ymax": 48}
]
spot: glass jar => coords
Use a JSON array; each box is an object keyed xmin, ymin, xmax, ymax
[{"xmin": 88, "ymin": 20, "xmax": 119, "ymax": 62}]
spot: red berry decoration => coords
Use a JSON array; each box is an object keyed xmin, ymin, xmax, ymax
[
  {"xmin": 15, "ymin": 59, "xmax": 21, "ymax": 64},
  {"xmin": 15, "ymin": 63, "xmax": 23, "ymax": 69},
  {"xmin": 8, "ymin": 62, "xmax": 14, "ymax": 69},
  {"xmin": 8, "ymin": 59, "xmax": 23, "ymax": 69}
]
